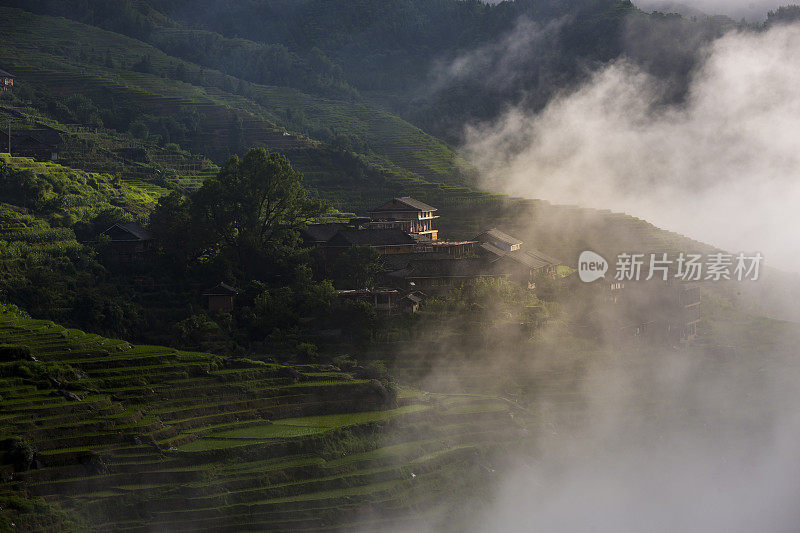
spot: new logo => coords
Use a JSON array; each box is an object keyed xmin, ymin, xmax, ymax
[{"xmin": 579, "ymin": 251, "xmax": 608, "ymax": 283}]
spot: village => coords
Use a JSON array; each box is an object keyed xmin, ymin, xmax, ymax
[
  {"xmin": 0, "ymin": 64, "xmax": 699, "ymax": 347},
  {"xmin": 98, "ymin": 194, "xmax": 700, "ymax": 346}
]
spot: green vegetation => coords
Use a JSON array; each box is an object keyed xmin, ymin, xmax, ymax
[
  {"xmin": 0, "ymin": 2, "xmax": 791, "ymax": 530},
  {"xmin": 0, "ymin": 6, "xmax": 465, "ymax": 187},
  {"xmin": 0, "ymin": 153, "xmax": 156, "ymax": 230},
  {"xmin": 0, "ymin": 312, "xmax": 523, "ymax": 530}
]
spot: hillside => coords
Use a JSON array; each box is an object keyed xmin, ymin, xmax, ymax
[
  {"xmin": 0, "ymin": 7, "xmax": 466, "ymax": 188},
  {"xmin": 0, "ymin": 312, "xmax": 523, "ymax": 531},
  {"xmin": 0, "ymin": 5, "xmax": 740, "ymax": 263},
  {"xmin": 1, "ymin": 2, "xmax": 798, "ymax": 530}
]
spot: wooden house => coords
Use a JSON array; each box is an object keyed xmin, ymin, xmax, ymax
[
  {"xmin": 387, "ymin": 257, "xmax": 506, "ymax": 293},
  {"xmin": 569, "ymin": 276, "xmax": 700, "ymax": 345},
  {"xmin": 204, "ymin": 283, "xmax": 239, "ymax": 312},
  {"xmin": 0, "ymin": 128, "xmax": 62, "ymax": 161},
  {"xmin": 101, "ymin": 222, "xmax": 155, "ymax": 263},
  {"xmin": 337, "ymin": 288, "xmax": 404, "ymax": 316},
  {"xmin": 475, "ymin": 229, "xmax": 560, "ymax": 286},
  {"xmin": 368, "ymin": 197, "xmax": 439, "ymax": 241},
  {"xmin": 475, "ymin": 229, "xmax": 522, "ymax": 252},
  {"xmin": 401, "ymin": 292, "xmax": 424, "ymax": 313},
  {"xmin": 324, "ymin": 228, "xmax": 417, "ymax": 255},
  {"xmin": 0, "ymin": 69, "xmax": 14, "ymax": 92}
]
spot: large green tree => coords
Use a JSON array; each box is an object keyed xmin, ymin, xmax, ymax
[{"xmin": 193, "ymin": 148, "xmax": 327, "ymax": 253}]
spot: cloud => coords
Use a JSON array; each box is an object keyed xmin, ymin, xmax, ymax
[
  {"xmin": 427, "ymin": 16, "xmax": 566, "ymax": 96},
  {"xmin": 439, "ymin": 19, "xmax": 800, "ymax": 533},
  {"xmin": 471, "ymin": 347, "xmax": 800, "ymax": 533},
  {"xmin": 462, "ymin": 23, "xmax": 800, "ymax": 272}
]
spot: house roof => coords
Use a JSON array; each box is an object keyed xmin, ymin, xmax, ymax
[
  {"xmin": 204, "ymin": 282, "xmax": 239, "ymax": 296},
  {"xmin": 399, "ymin": 258, "xmax": 498, "ymax": 279},
  {"xmin": 478, "ymin": 242, "xmax": 508, "ymax": 259},
  {"xmin": 0, "ymin": 128, "xmax": 62, "ymax": 149},
  {"xmin": 381, "ymin": 251, "xmax": 454, "ymax": 272},
  {"xmin": 369, "ymin": 197, "xmax": 438, "ymax": 213},
  {"xmin": 475, "ymin": 228, "xmax": 523, "ymax": 247},
  {"xmin": 0, "ymin": 69, "xmax": 15, "ymax": 78},
  {"xmin": 525, "ymin": 249, "xmax": 560, "ymax": 268},
  {"xmin": 338, "ymin": 288, "xmax": 399, "ymax": 297},
  {"xmin": 479, "ymin": 242, "xmax": 560, "ymax": 270},
  {"xmin": 103, "ymin": 222, "xmax": 154, "ymax": 242},
  {"xmin": 326, "ymin": 229, "xmax": 417, "ymax": 247},
  {"xmin": 404, "ymin": 292, "xmax": 424, "ymax": 304},
  {"xmin": 301, "ymin": 223, "xmax": 349, "ymax": 244}
]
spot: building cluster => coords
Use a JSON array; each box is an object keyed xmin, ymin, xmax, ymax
[
  {"xmin": 96, "ymin": 198, "xmax": 560, "ymax": 317},
  {"xmin": 569, "ymin": 275, "xmax": 701, "ymax": 345},
  {"xmin": 302, "ymin": 197, "xmax": 561, "ymax": 315}
]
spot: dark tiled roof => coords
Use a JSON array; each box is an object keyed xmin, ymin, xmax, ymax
[
  {"xmin": 301, "ymin": 223, "xmax": 349, "ymax": 243},
  {"xmin": 204, "ymin": 282, "xmax": 239, "ymax": 296},
  {"xmin": 480, "ymin": 242, "xmax": 560, "ymax": 270},
  {"xmin": 326, "ymin": 229, "xmax": 417, "ymax": 247},
  {"xmin": 369, "ymin": 197, "xmax": 438, "ymax": 213},
  {"xmin": 478, "ymin": 242, "xmax": 507, "ymax": 259},
  {"xmin": 525, "ymin": 249, "xmax": 560, "ymax": 268},
  {"xmin": 0, "ymin": 128, "xmax": 62, "ymax": 149},
  {"xmin": 103, "ymin": 222, "xmax": 154, "ymax": 241},
  {"xmin": 381, "ymin": 252, "xmax": 454, "ymax": 272},
  {"xmin": 404, "ymin": 258, "xmax": 497, "ymax": 278},
  {"xmin": 475, "ymin": 228, "xmax": 523, "ymax": 247},
  {"xmin": 495, "ymin": 252, "xmax": 540, "ymax": 269},
  {"xmin": 0, "ymin": 69, "xmax": 15, "ymax": 78}
]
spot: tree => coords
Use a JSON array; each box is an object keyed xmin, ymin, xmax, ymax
[
  {"xmin": 148, "ymin": 191, "xmax": 194, "ymax": 272},
  {"xmin": 192, "ymin": 147, "xmax": 328, "ymax": 258},
  {"xmin": 330, "ymin": 245, "xmax": 385, "ymax": 289},
  {"xmin": 767, "ymin": 6, "xmax": 800, "ymax": 25}
]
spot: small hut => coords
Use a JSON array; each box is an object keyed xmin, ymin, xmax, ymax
[{"xmin": 203, "ymin": 283, "xmax": 239, "ymax": 312}]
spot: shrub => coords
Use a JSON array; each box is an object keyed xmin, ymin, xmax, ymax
[
  {"xmin": 0, "ymin": 345, "xmax": 33, "ymax": 362},
  {"xmin": 296, "ymin": 342, "xmax": 319, "ymax": 362},
  {"xmin": 0, "ymin": 438, "xmax": 36, "ymax": 471}
]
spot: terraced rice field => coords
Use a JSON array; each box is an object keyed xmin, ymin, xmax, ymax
[{"xmin": 0, "ymin": 314, "xmax": 524, "ymax": 530}]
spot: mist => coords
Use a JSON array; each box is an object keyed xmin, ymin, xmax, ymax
[
  {"xmin": 469, "ymin": 344, "xmax": 800, "ymax": 532},
  {"xmin": 463, "ymin": 22, "xmax": 800, "ymax": 273},
  {"xmin": 403, "ymin": 15, "xmax": 800, "ymax": 533}
]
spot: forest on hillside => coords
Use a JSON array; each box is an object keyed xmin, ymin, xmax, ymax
[{"xmin": 8, "ymin": 0, "xmax": 796, "ymax": 142}]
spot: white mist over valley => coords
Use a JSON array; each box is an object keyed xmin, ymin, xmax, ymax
[{"xmin": 462, "ymin": 22, "xmax": 800, "ymax": 273}]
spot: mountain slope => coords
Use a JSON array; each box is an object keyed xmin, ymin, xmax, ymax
[
  {"xmin": 0, "ymin": 312, "xmax": 523, "ymax": 530},
  {"xmin": 0, "ymin": 7, "xmax": 466, "ymax": 187}
]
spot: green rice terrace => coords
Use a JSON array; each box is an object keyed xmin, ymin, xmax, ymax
[{"xmin": 0, "ymin": 313, "xmax": 525, "ymax": 531}]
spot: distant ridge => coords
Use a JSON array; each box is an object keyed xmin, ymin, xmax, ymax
[{"xmin": 635, "ymin": 0, "xmax": 709, "ymax": 18}]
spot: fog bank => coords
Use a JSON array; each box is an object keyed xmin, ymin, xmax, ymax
[{"xmin": 463, "ymin": 23, "xmax": 800, "ymax": 272}]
